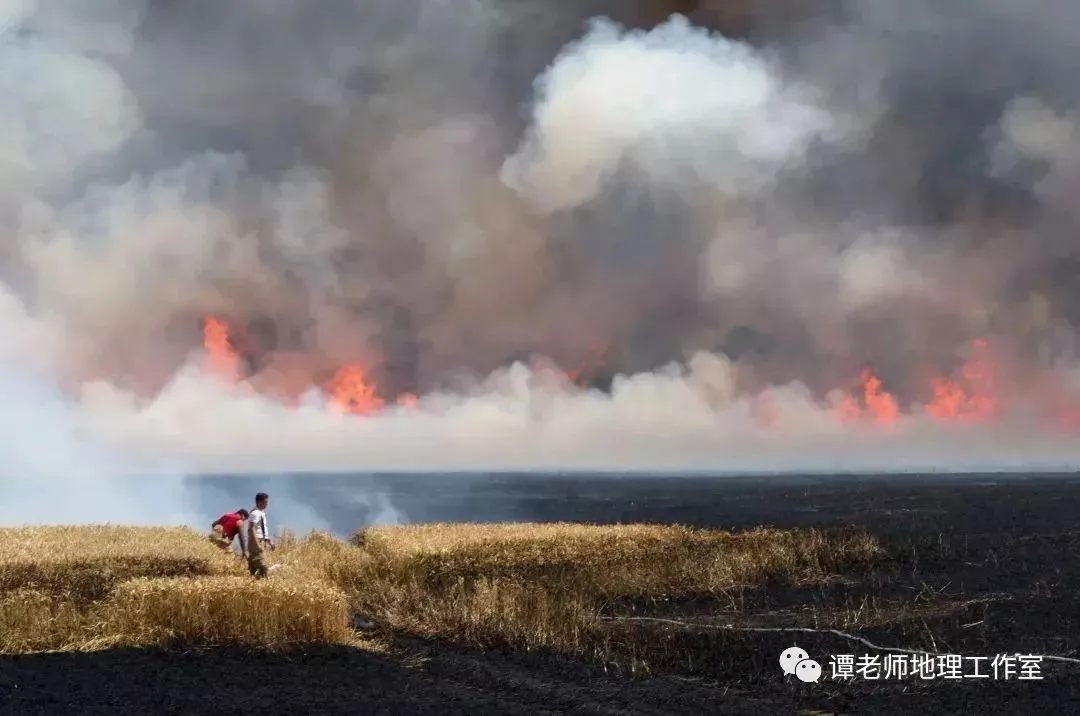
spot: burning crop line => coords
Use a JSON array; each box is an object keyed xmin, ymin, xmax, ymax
[
  {"xmin": 200, "ymin": 317, "xmax": 417, "ymax": 416},
  {"xmin": 199, "ymin": 317, "xmax": 1080, "ymax": 429},
  {"xmin": 836, "ymin": 340, "xmax": 1002, "ymax": 426}
]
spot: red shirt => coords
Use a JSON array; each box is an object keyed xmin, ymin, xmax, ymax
[{"xmin": 217, "ymin": 512, "xmax": 244, "ymax": 539}]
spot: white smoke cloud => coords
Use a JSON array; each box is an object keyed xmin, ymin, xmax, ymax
[
  {"xmin": 501, "ymin": 16, "xmax": 845, "ymax": 211},
  {"xmin": 991, "ymin": 95, "xmax": 1080, "ymax": 216},
  {"xmin": 0, "ymin": 285, "xmax": 197, "ymax": 526},
  {"xmin": 0, "ymin": 41, "xmax": 139, "ymax": 196},
  {"xmin": 837, "ymin": 230, "xmax": 931, "ymax": 309},
  {"xmin": 996, "ymin": 96, "xmax": 1077, "ymax": 166}
]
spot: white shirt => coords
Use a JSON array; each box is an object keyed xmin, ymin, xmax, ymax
[{"xmin": 247, "ymin": 508, "xmax": 268, "ymax": 541}]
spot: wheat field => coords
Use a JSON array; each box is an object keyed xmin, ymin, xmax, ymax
[{"xmin": 0, "ymin": 522, "xmax": 882, "ymax": 661}]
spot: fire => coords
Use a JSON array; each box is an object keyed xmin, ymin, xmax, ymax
[
  {"xmin": 834, "ymin": 340, "xmax": 999, "ymax": 426},
  {"xmin": 325, "ymin": 364, "xmax": 386, "ymax": 416},
  {"xmin": 201, "ymin": 316, "xmax": 392, "ymax": 415},
  {"xmin": 198, "ymin": 316, "xmax": 610, "ymax": 418},
  {"xmin": 836, "ymin": 368, "xmax": 900, "ymax": 424},
  {"xmin": 923, "ymin": 339, "xmax": 997, "ymax": 423},
  {"xmin": 195, "ymin": 316, "xmax": 1029, "ymax": 430},
  {"xmin": 202, "ymin": 317, "xmax": 241, "ymax": 382}
]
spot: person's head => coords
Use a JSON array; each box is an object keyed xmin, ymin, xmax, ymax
[
  {"xmin": 255, "ymin": 492, "xmax": 269, "ymax": 510},
  {"xmin": 236, "ymin": 509, "xmax": 250, "ymax": 520}
]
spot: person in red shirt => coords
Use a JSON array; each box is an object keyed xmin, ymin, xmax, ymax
[{"xmin": 209, "ymin": 509, "xmax": 250, "ymax": 555}]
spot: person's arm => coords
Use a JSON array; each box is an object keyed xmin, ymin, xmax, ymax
[
  {"xmin": 211, "ymin": 516, "xmax": 222, "ymax": 529},
  {"xmin": 258, "ymin": 513, "xmax": 274, "ymax": 550}
]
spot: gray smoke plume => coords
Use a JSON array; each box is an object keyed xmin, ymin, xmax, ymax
[{"xmin": 4, "ymin": 1, "xmax": 1080, "ymax": 529}]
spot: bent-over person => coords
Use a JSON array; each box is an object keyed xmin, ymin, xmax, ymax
[{"xmin": 209, "ymin": 509, "xmax": 249, "ymax": 554}]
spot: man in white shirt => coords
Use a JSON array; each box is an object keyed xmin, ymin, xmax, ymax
[{"xmin": 245, "ymin": 492, "xmax": 274, "ymax": 578}]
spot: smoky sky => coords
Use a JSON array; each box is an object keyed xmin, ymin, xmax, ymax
[
  {"xmin": 12, "ymin": 0, "xmax": 1080, "ymax": 531},
  {"xmin": 6, "ymin": 0, "xmax": 1080, "ymax": 409}
]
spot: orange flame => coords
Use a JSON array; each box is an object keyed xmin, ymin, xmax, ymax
[
  {"xmin": 199, "ymin": 316, "xmax": 421, "ymax": 417},
  {"xmin": 836, "ymin": 368, "xmax": 900, "ymax": 424},
  {"xmin": 833, "ymin": 339, "xmax": 1000, "ymax": 426},
  {"xmin": 924, "ymin": 339, "xmax": 997, "ymax": 423},
  {"xmin": 197, "ymin": 316, "xmax": 1022, "ymax": 430},
  {"xmin": 202, "ymin": 317, "xmax": 240, "ymax": 382},
  {"xmin": 325, "ymin": 364, "xmax": 385, "ymax": 416},
  {"xmin": 863, "ymin": 369, "xmax": 900, "ymax": 423}
]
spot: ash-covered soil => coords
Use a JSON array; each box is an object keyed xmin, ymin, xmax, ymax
[
  {"xmin": 6, "ymin": 472, "xmax": 1080, "ymax": 715},
  {"xmin": 2, "ymin": 637, "xmax": 1078, "ymax": 715},
  {"xmin": 0, "ymin": 642, "xmax": 760, "ymax": 716}
]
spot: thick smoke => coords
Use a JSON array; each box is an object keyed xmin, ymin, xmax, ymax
[
  {"xmin": 500, "ymin": 16, "xmax": 844, "ymax": 211},
  {"xmin": 4, "ymin": 1, "xmax": 1080, "ymax": 528}
]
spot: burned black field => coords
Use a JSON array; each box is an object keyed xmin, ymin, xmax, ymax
[{"xmin": 5, "ymin": 471, "xmax": 1080, "ymax": 715}]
